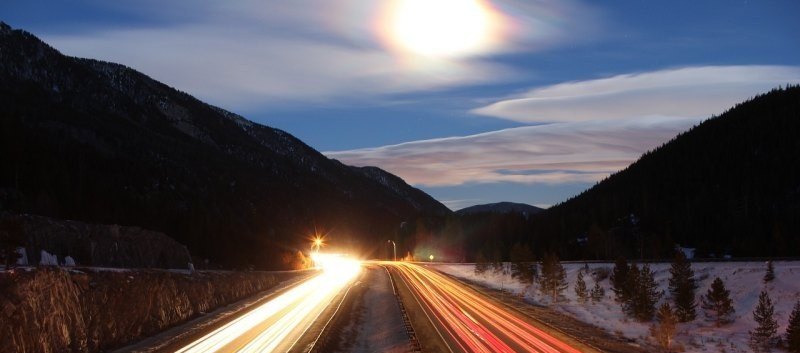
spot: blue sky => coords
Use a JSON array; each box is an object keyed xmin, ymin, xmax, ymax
[{"xmin": 3, "ymin": 0, "xmax": 799, "ymax": 210}]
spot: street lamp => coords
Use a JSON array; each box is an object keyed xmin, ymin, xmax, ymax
[
  {"xmin": 387, "ymin": 240, "xmax": 396, "ymax": 261},
  {"xmin": 429, "ymin": 254, "xmax": 434, "ymax": 262},
  {"xmin": 312, "ymin": 237, "xmax": 323, "ymax": 253}
]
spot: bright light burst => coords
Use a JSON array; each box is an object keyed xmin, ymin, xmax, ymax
[
  {"xmin": 380, "ymin": 0, "xmax": 503, "ymax": 58},
  {"xmin": 310, "ymin": 253, "xmax": 361, "ymax": 280}
]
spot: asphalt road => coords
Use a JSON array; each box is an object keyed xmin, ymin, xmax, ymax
[{"xmin": 388, "ymin": 262, "xmax": 589, "ymax": 353}]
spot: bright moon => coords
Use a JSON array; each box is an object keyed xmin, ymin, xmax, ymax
[{"xmin": 385, "ymin": 0, "xmax": 496, "ymax": 58}]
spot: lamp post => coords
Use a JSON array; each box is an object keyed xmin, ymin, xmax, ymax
[{"xmin": 387, "ymin": 240, "xmax": 396, "ymax": 261}]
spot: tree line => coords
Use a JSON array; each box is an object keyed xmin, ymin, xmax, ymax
[{"xmin": 474, "ymin": 248, "xmax": 800, "ymax": 352}]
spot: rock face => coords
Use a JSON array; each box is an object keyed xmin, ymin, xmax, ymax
[
  {"xmin": 3, "ymin": 213, "xmax": 191, "ymax": 269},
  {"xmin": 0, "ymin": 22, "xmax": 451, "ymax": 269},
  {"xmin": 0, "ymin": 267, "xmax": 297, "ymax": 353}
]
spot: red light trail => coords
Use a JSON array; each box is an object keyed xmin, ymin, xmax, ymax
[{"xmin": 389, "ymin": 262, "xmax": 585, "ymax": 353}]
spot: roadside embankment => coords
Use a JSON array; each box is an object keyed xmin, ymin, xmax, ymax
[{"xmin": 0, "ymin": 267, "xmax": 302, "ymax": 353}]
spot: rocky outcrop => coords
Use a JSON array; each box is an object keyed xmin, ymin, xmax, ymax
[
  {"xmin": 3, "ymin": 213, "xmax": 191, "ymax": 269},
  {"xmin": 0, "ymin": 267, "xmax": 299, "ymax": 353}
]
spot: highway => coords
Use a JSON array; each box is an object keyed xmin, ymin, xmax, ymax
[
  {"xmin": 389, "ymin": 262, "xmax": 585, "ymax": 353},
  {"xmin": 174, "ymin": 254, "xmax": 360, "ymax": 353}
]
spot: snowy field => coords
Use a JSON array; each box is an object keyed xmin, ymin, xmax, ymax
[{"xmin": 432, "ymin": 261, "xmax": 800, "ymax": 352}]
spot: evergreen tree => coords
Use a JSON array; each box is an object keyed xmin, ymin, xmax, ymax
[
  {"xmin": 490, "ymin": 246, "xmax": 504, "ymax": 274},
  {"xmin": 539, "ymin": 252, "xmax": 568, "ymax": 302},
  {"xmin": 701, "ymin": 277, "xmax": 735, "ymax": 326},
  {"xmin": 786, "ymin": 299, "xmax": 800, "ymax": 353},
  {"xmin": 749, "ymin": 290, "xmax": 778, "ymax": 353},
  {"xmin": 632, "ymin": 264, "xmax": 662, "ymax": 321},
  {"xmin": 669, "ymin": 249, "xmax": 698, "ymax": 322},
  {"xmin": 763, "ymin": 261, "xmax": 775, "ymax": 283},
  {"xmin": 621, "ymin": 263, "xmax": 640, "ymax": 317},
  {"xmin": 650, "ymin": 302, "xmax": 677, "ymax": 350},
  {"xmin": 575, "ymin": 269, "xmax": 588, "ymax": 303},
  {"xmin": 611, "ymin": 256, "xmax": 630, "ymax": 303},
  {"xmin": 509, "ymin": 243, "xmax": 534, "ymax": 285},
  {"xmin": 591, "ymin": 280, "xmax": 605, "ymax": 303},
  {"xmin": 474, "ymin": 250, "xmax": 489, "ymax": 276}
]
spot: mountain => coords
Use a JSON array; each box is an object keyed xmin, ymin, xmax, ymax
[
  {"xmin": 456, "ymin": 202, "xmax": 543, "ymax": 217},
  {"xmin": 0, "ymin": 22, "xmax": 450, "ymax": 269},
  {"xmin": 526, "ymin": 86, "xmax": 800, "ymax": 259}
]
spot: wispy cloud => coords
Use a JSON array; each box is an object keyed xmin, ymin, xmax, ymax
[
  {"xmin": 38, "ymin": 0, "xmax": 600, "ymax": 111},
  {"xmin": 325, "ymin": 116, "xmax": 700, "ymax": 186},
  {"xmin": 48, "ymin": 27, "xmax": 517, "ymax": 108},
  {"xmin": 472, "ymin": 65, "xmax": 800, "ymax": 123}
]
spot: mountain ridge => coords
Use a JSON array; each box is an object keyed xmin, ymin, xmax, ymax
[
  {"xmin": 456, "ymin": 202, "xmax": 543, "ymax": 216},
  {"xmin": 0, "ymin": 22, "xmax": 450, "ymax": 269}
]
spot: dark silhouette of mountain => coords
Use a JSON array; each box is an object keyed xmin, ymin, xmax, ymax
[
  {"xmin": 0, "ymin": 22, "xmax": 450, "ymax": 269},
  {"xmin": 526, "ymin": 86, "xmax": 800, "ymax": 259},
  {"xmin": 456, "ymin": 202, "xmax": 543, "ymax": 216}
]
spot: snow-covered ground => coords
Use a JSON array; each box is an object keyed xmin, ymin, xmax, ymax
[{"xmin": 432, "ymin": 261, "xmax": 800, "ymax": 352}]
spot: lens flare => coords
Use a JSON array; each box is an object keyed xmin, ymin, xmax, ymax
[
  {"xmin": 379, "ymin": 0, "xmax": 504, "ymax": 58},
  {"xmin": 310, "ymin": 253, "xmax": 361, "ymax": 281}
]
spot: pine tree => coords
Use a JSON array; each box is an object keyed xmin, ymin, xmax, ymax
[
  {"xmin": 591, "ymin": 280, "xmax": 605, "ymax": 303},
  {"xmin": 632, "ymin": 264, "xmax": 662, "ymax": 321},
  {"xmin": 611, "ymin": 256, "xmax": 630, "ymax": 303},
  {"xmin": 474, "ymin": 250, "xmax": 489, "ymax": 276},
  {"xmin": 669, "ymin": 249, "xmax": 697, "ymax": 322},
  {"xmin": 786, "ymin": 300, "xmax": 800, "ymax": 353},
  {"xmin": 575, "ymin": 269, "xmax": 588, "ymax": 303},
  {"xmin": 763, "ymin": 261, "xmax": 775, "ymax": 283},
  {"xmin": 701, "ymin": 277, "xmax": 735, "ymax": 326},
  {"xmin": 621, "ymin": 263, "xmax": 641, "ymax": 317},
  {"xmin": 491, "ymin": 246, "xmax": 504, "ymax": 274},
  {"xmin": 539, "ymin": 252, "xmax": 568, "ymax": 303},
  {"xmin": 509, "ymin": 243, "xmax": 534, "ymax": 285},
  {"xmin": 650, "ymin": 302, "xmax": 678, "ymax": 349},
  {"xmin": 749, "ymin": 290, "xmax": 778, "ymax": 353}
]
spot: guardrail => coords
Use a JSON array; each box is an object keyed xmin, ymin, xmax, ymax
[{"xmin": 384, "ymin": 265, "xmax": 423, "ymax": 353}]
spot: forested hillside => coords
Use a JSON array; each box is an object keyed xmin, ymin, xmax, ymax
[
  {"xmin": 0, "ymin": 23, "xmax": 449, "ymax": 269},
  {"xmin": 533, "ymin": 86, "xmax": 800, "ymax": 259},
  {"xmin": 461, "ymin": 87, "xmax": 800, "ymax": 261}
]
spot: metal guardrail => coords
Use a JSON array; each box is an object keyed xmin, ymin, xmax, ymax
[
  {"xmin": 384, "ymin": 265, "xmax": 424, "ymax": 353},
  {"xmin": 302, "ymin": 278, "xmax": 357, "ymax": 353}
]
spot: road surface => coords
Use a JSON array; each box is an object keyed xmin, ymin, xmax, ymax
[
  {"xmin": 389, "ymin": 262, "xmax": 586, "ymax": 353},
  {"xmin": 174, "ymin": 256, "xmax": 360, "ymax": 353}
]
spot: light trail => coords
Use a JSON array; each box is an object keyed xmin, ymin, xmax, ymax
[
  {"xmin": 389, "ymin": 262, "xmax": 584, "ymax": 353},
  {"xmin": 176, "ymin": 255, "xmax": 360, "ymax": 353}
]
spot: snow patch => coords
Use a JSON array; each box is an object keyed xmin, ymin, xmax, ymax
[
  {"xmin": 39, "ymin": 250, "xmax": 58, "ymax": 266},
  {"xmin": 433, "ymin": 261, "xmax": 800, "ymax": 352},
  {"xmin": 16, "ymin": 247, "xmax": 28, "ymax": 265}
]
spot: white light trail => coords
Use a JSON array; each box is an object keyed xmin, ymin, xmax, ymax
[{"xmin": 176, "ymin": 255, "xmax": 361, "ymax": 353}]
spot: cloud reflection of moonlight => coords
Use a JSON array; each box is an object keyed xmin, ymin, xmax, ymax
[{"xmin": 380, "ymin": 0, "xmax": 504, "ymax": 58}]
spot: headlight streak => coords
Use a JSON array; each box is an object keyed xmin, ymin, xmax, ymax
[
  {"xmin": 391, "ymin": 262, "xmax": 583, "ymax": 353},
  {"xmin": 176, "ymin": 255, "xmax": 360, "ymax": 353}
]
